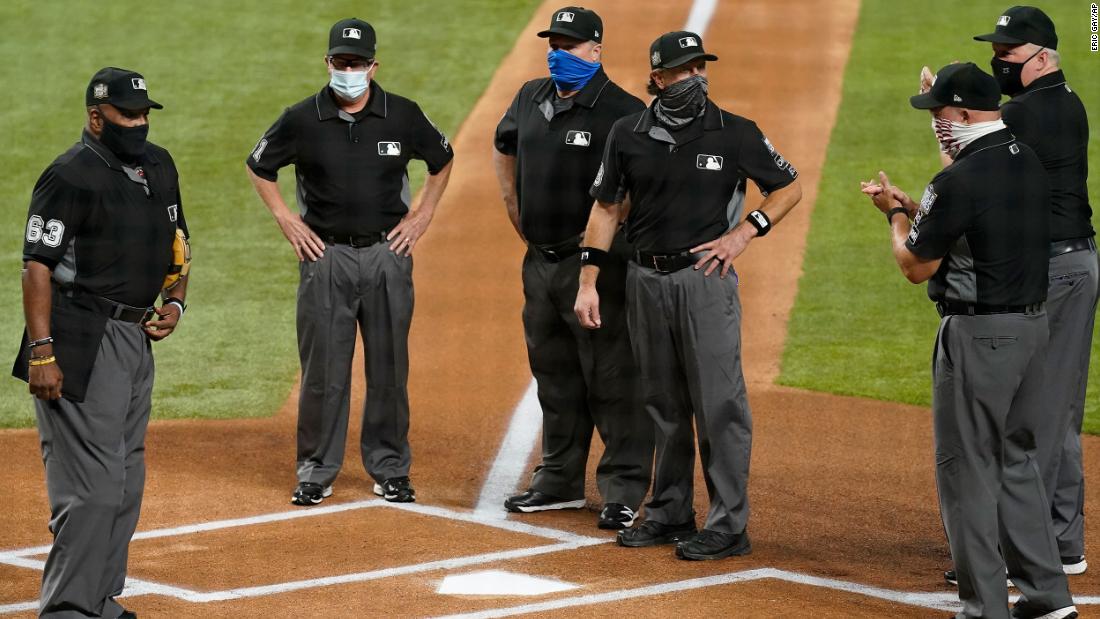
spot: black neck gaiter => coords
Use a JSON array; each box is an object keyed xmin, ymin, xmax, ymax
[{"xmin": 654, "ymin": 75, "xmax": 708, "ymax": 129}]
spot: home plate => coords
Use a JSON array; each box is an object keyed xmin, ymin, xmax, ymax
[{"xmin": 437, "ymin": 570, "xmax": 579, "ymax": 596}]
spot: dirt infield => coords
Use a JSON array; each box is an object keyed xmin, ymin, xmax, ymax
[{"xmin": 3, "ymin": 0, "xmax": 1098, "ymax": 616}]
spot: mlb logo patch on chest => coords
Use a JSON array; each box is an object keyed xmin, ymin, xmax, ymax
[
  {"xmin": 167, "ymin": 204, "xmax": 178, "ymax": 222},
  {"xmin": 565, "ymin": 131, "xmax": 591, "ymax": 147},
  {"xmin": 378, "ymin": 142, "xmax": 402, "ymax": 156},
  {"xmin": 696, "ymin": 154, "xmax": 723, "ymax": 171}
]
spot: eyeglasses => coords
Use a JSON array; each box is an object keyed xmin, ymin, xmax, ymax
[{"xmin": 329, "ymin": 57, "xmax": 374, "ymax": 71}]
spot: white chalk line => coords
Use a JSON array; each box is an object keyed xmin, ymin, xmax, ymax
[
  {"xmin": 683, "ymin": 0, "xmax": 719, "ymax": 36},
  {"xmin": 473, "ymin": 379, "xmax": 543, "ymax": 519},
  {"xmin": 432, "ymin": 568, "xmax": 1100, "ymax": 619},
  {"xmin": 0, "ymin": 500, "xmax": 607, "ymax": 614}
]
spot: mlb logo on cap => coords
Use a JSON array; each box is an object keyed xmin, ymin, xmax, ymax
[
  {"xmin": 997, "ymin": 15, "xmax": 1011, "ymax": 26},
  {"xmin": 679, "ymin": 36, "xmax": 698, "ymax": 48},
  {"xmin": 953, "ymin": 94, "xmax": 962, "ymax": 102},
  {"xmin": 343, "ymin": 27, "xmax": 361, "ymax": 39},
  {"xmin": 131, "ymin": 78, "xmax": 146, "ymax": 91},
  {"xmin": 557, "ymin": 11, "xmax": 575, "ymax": 22}
]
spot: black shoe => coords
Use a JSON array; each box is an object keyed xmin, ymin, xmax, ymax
[
  {"xmin": 1061, "ymin": 555, "xmax": 1087, "ymax": 575},
  {"xmin": 616, "ymin": 520, "xmax": 697, "ymax": 548},
  {"xmin": 503, "ymin": 489, "xmax": 585, "ymax": 513},
  {"xmin": 944, "ymin": 567, "xmax": 1013, "ymax": 588},
  {"xmin": 119, "ymin": 612, "xmax": 137, "ymax": 619},
  {"xmin": 373, "ymin": 476, "xmax": 416, "ymax": 502},
  {"xmin": 675, "ymin": 529, "xmax": 752, "ymax": 560},
  {"xmin": 291, "ymin": 482, "xmax": 333, "ymax": 506},
  {"xmin": 597, "ymin": 503, "xmax": 637, "ymax": 530},
  {"xmin": 1010, "ymin": 601, "xmax": 1078, "ymax": 619}
]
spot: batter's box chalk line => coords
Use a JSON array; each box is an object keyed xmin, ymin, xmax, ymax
[{"xmin": 2, "ymin": 499, "xmax": 1097, "ymax": 615}]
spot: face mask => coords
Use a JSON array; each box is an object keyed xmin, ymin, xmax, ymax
[
  {"xmin": 990, "ymin": 46, "xmax": 1043, "ymax": 96},
  {"xmin": 330, "ymin": 69, "xmax": 370, "ymax": 101},
  {"xmin": 654, "ymin": 74, "xmax": 708, "ymax": 129},
  {"xmin": 932, "ymin": 116, "xmax": 1007, "ymax": 158},
  {"xmin": 547, "ymin": 49, "xmax": 601, "ymax": 92},
  {"xmin": 99, "ymin": 116, "xmax": 149, "ymax": 162}
]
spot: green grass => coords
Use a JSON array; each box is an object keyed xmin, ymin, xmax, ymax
[
  {"xmin": 779, "ymin": 0, "xmax": 1100, "ymax": 434},
  {"xmin": 0, "ymin": 0, "xmax": 540, "ymax": 427}
]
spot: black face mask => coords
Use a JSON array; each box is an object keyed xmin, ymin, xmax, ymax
[
  {"xmin": 654, "ymin": 75, "xmax": 708, "ymax": 129},
  {"xmin": 99, "ymin": 116, "xmax": 149, "ymax": 162},
  {"xmin": 990, "ymin": 46, "xmax": 1043, "ymax": 96}
]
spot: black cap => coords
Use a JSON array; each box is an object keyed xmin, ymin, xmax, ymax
[
  {"xmin": 85, "ymin": 67, "xmax": 162, "ymax": 110},
  {"xmin": 537, "ymin": 7, "xmax": 602, "ymax": 43},
  {"xmin": 328, "ymin": 18, "xmax": 376, "ymax": 58},
  {"xmin": 649, "ymin": 31, "xmax": 718, "ymax": 69},
  {"xmin": 909, "ymin": 62, "xmax": 1002, "ymax": 111},
  {"xmin": 974, "ymin": 5, "xmax": 1058, "ymax": 50}
]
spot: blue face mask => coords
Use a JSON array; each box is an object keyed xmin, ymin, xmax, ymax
[
  {"xmin": 547, "ymin": 49, "xmax": 600, "ymax": 92},
  {"xmin": 330, "ymin": 69, "xmax": 370, "ymax": 101}
]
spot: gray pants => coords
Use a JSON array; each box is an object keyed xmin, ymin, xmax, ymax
[
  {"xmin": 522, "ymin": 245, "xmax": 652, "ymax": 508},
  {"xmin": 932, "ymin": 312, "xmax": 1073, "ymax": 619},
  {"xmin": 296, "ymin": 243, "xmax": 414, "ymax": 487},
  {"xmin": 627, "ymin": 262, "xmax": 750, "ymax": 534},
  {"xmin": 1040, "ymin": 246, "xmax": 1098, "ymax": 556},
  {"xmin": 35, "ymin": 320, "xmax": 154, "ymax": 619}
]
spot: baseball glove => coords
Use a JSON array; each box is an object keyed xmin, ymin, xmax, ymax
[{"xmin": 163, "ymin": 227, "xmax": 191, "ymax": 291}]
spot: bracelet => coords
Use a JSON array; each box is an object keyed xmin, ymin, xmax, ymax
[
  {"xmin": 886, "ymin": 207, "xmax": 909, "ymax": 225},
  {"xmin": 746, "ymin": 210, "xmax": 771, "ymax": 237},
  {"xmin": 164, "ymin": 297, "xmax": 187, "ymax": 316},
  {"xmin": 579, "ymin": 247, "xmax": 610, "ymax": 269},
  {"xmin": 29, "ymin": 355, "xmax": 56, "ymax": 367},
  {"xmin": 27, "ymin": 336, "xmax": 54, "ymax": 349}
]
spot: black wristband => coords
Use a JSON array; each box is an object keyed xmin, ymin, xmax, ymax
[
  {"xmin": 164, "ymin": 297, "xmax": 187, "ymax": 316},
  {"xmin": 27, "ymin": 336, "xmax": 54, "ymax": 349},
  {"xmin": 886, "ymin": 207, "xmax": 909, "ymax": 225},
  {"xmin": 579, "ymin": 247, "xmax": 610, "ymax": 268},
  {"xmin": 746, "ymin": 210, "xmax": 771, "ymax": 237}
]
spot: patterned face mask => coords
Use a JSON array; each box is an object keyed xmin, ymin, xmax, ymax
[
  {"xmin": 654, "ymin": 74, "xmax": 708, "ymax": 129},
  {"xmin": 931, "ymin": 116, "xmax": 1006, "ymax": 158}
]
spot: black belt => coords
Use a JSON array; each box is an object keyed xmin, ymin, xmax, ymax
[
  {"xmin": 99, "ymin": 299, "xmax": 157, "ymax": 323},
  {"xmin": 935, "ymin": 301, "xmax": 1044, "ymax": 318},
  {"xmin": 322, "ymin": 232, "xmax": 388, "ymax": 247},
  {"xmin": 530, "ymin": 236, "xmax": 582, "ymax": 263},
  {"xmin": 633, "ymin": 250, "xmax": 698, "ymax": 273},
  {"xmin": 1050, "ymin": 237, "xmax": 1096, "ymax": 258},
  {"xmin": 53, "ymin": 285, "xmax": 156, "ymax": 323}
]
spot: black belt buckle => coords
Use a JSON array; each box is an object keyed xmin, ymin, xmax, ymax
[
  {"xmin": 539, "ymin": 247, "xmax": 562, "ymax": 263},
  {"xmin": 650, "ymin": 254, "xmax": 674, "ymax": 273},
  {"xmin": 141, "ymin": 306, "xmax": 157, "ymax": 324}
]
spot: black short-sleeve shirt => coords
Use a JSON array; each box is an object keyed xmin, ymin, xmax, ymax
[
  {"xmin": 494, "ymin": 69, "xmax": 644, "ymax": 245},
  {"xmin": 247, "ymin": 81, "xmax": 454, "ymax": 236},
  {"xmin": 1001, "ymin": 70, "xmax": 1092, "ymax": 242},
  {"xmin": 591, "ymin": 101, "xmax": 798, "ymax": 253},
  {"xmin": 906, "ymin": 128, "xmax": 1049, "ymax": 305},
  {"xmin": 23, "ymin": 131, "xmax": 187, "ymax": 308}
]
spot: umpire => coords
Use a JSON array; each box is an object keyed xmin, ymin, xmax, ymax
[
  {"xmin": 575, "ymin": 32, "xmax": 802, "ymax": 559},
  {"xmin": 14, "ymin": 67, "xmax": 188, "ymax": 618},
  {"xmin": 492, "ymin": 6, "xmax": 652, "ymax": 529},
  {"xmin": 246, "ymin": 18, "xmax": 454, "ymax": 506},
  {"xmin": 865, "ymin": 62, "xmax": 1075, "ymax": 619},
  {"xmin": 974, "ymin": 6, "xmax": 1095, "ymax": 577}
]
